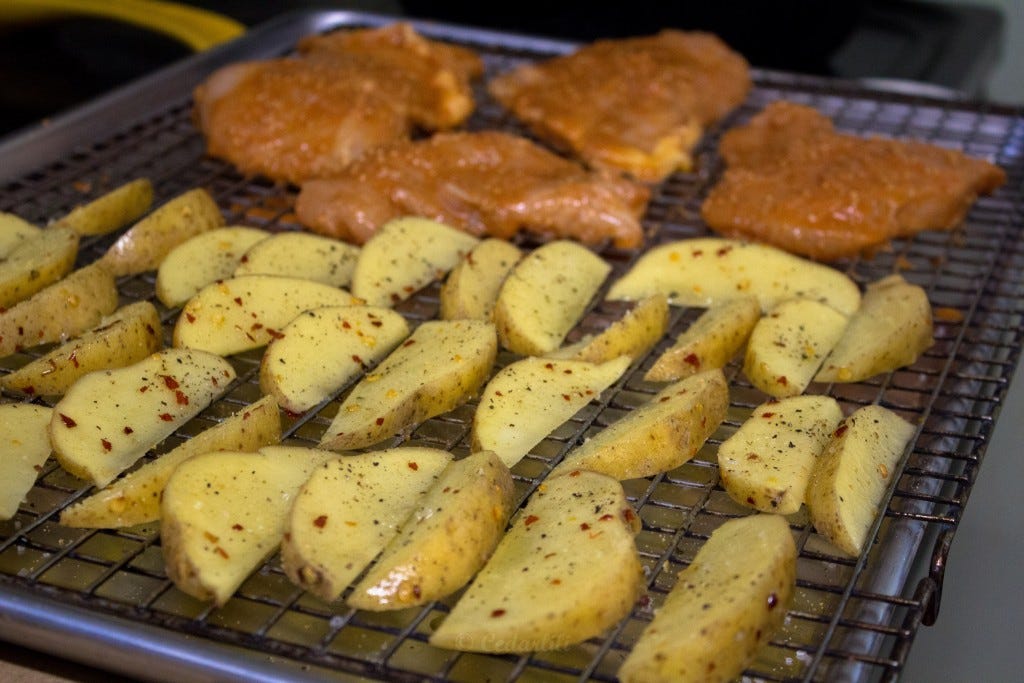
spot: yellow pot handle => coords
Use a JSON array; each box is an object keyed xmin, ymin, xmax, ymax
[{"xmin": 3, "ymin": 0, "xmax": 245, "ymax": 52}]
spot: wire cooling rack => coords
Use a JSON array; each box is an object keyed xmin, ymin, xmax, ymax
[{"xmin": 0, "ymin": 10, "xmax": 1022, "ymax": 682}]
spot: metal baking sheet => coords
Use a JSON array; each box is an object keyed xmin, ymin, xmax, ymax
[{"xmin": 1, "ymin": 10, "xmax": 1023, "ymax": 682}]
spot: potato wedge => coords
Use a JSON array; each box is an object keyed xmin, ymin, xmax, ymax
[
  {"xmin": 52, "ymin": 178, "xmax": 154, "ymax": 236},
  {"xmin": 550, "ymin": 369, "xmax": 728, "ymax": 480},
  {"xmin": 351, "ymin": 216, "xmax": 479, "ymax": 307},
  {"xmin": 439, "ymin": 238, "xmax": 523, "ymax": 321},
  {"xmin": 348, "ymin": 450, "xmax": 515, "ymax": 610},
  {"xmin": 816, "ymin": 275, "xmax": 934, "ymax": 383},
  {"xmin": 548, "ymin": 294, "xmax": 669, "ymax": 364},
  {"xmin": 161, "ymin": 445, "xmax": 332, "ymax": 605},
  {"xmin": 0, "ymin": 225, "xmax": 79, "ymax": 308},
  {"xmin": 0, "ymin": 262, "xmax": 118, "ymax": 359},
  {"xmin": 281, "ymin": 447, "xmax": 453, "ymax": 602},
  {"xmin": 718, "ymin": 395, "xmax": 843, "ymax": 515},
  {"xmin": 260, "ymin": 306, "xmax": 409, "ymax": 413},
  {"xmin": 494, "ymin": 240, "xmax": 611, "ymax": 355},
  {"xmin": 173, "ymin": 275, "xmax": 361, "ymax": 356},
  {"xmin": 155, "ymin": 226, "xmax": 270, "ymax": 307},
  {"xmin": 1, "ymin": 301, "xmax": 163, "ymax": 397},
  {"xmin": 606, "ymin": 238, "xmax": 861, "ymax": 315},
  {"xmin": 320, "ymin": 320, "xmax": 497, "ymax": 451},
  {"xmin": 60, "ymin": 396, "xmax": 280, "ymax": 528},
  {"xmin": 430, "ymin": 470, "xmax": 642, "ymax": 652},
  {"xmin": 806, "ymin": 405, "xmax": 916, "ymax": 556},
  {"xmin": 100, "ymin": 188, "xmax": 225, "ymax": 277},
  {"xmin": 645, "ymin": 296, "xmax": 760, "ymax": 382},
  {"xmin": 233, "ymin": 231, "xmax": 360, "ymax": 288},
  {"xmin": 50, "ymin": 348, "xmax": 236, "ymax": 487},
  {"xmin": 471, "ymin": 355, "xmax": 631, "ymax": 468},
  {"xmin": 0, "ymin": 212, "xmax": 41, "ymax": 256},
  {"xmin": 743, "ymin": 299, "xmax": 848, "ymax": 398},
  {"xmin": 619, "ymin": 514, "xmax": 796, "ymax": 683},
  {"xmin": 0, "ymin": 404, "xmax": 53, "ymax": 520}
]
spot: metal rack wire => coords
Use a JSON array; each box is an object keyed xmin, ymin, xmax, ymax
[{"xmin": 0, "ymin": 11, "xmax": 1022, "ymax": 682}]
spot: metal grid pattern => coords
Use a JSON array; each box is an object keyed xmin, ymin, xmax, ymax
[{"xmin": 1, "ymin": 14, "xmax": 1023, "ymax": 682}]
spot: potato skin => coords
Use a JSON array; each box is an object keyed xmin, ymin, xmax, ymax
[{"xmin": 0, "ymin": 225, "xmax": 79, "ymax": 308}]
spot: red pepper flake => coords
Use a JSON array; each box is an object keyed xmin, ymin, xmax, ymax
[
  {"xmin": 233, "ymin": 296, "xmax": 244, "ymax": 306},
  {"xmin": 692, "ymin": 249, "xmax": 704, "ymax": 257},
  {"xmin": 267, "ymin": 328, "xmax": 285, "ymax": 340},
  {"xmin": 313, "ymin": 515, "xmax": 328, "ymax": 528},
  {"xmin": 551, "ymin": 578, "xmax": 562, "ymax": 585},
  {"xmin": 185, "ymin": 312, "xmax": 196, "ymax": 323},
  {"xmin": 684, "ymin": 353, "xmax": 701, "ymax": 369},
  {"xmin": 490, "ymin": 609, "xmax": 506, "ymax": 618},
  {"xmin": 776, "ymin": 375, "xmax": 789, "ymax": 386},
  {"xmin": 408, "ymin": 461, "xmax": 419, "ymax": 471},
  {"xmin": 69, "ymin": 351, "xmax": 80, "ymax": 368},
  {"xmin": 139, "ymin": 385, "xmax": 149, "ymax": 393},
  {"xmin": 569, "ymin": 470, "xmax": 581, "ymax": 477},
  {"xmin": 524, "ymin": 514, "xmax": 540, "ymax": 526},
  {"xmin": 403, "ymin": 285, "xmax": 415, "ymax": 293},
  {"xmin": 232, "ymin": 524, "xmax": 244, "ymax": 531},
  {"xmin": 716, "ymin": 245, "xmax": 733, "ymax": 256},
  {"xmin": 370, "ymin": 320, "xmax": 383, "ymax": 327},
  {"xmin": 101, "ymin": 438, "xmax": 112, "ymax": 452},
  {"xmin": 402, "ymin": 339, "xmax": 416, "ymax": 347},
  {"xmin": 834, "ymin": 424, "xmax": 849, "ymax": 438},
  {"xmin": 390, "ymin": 293, "xmax": 401, "ymax": 303},
  {"xmin": 375, "ymin": 417, "xmax": 385, "ymax": 426},
  {"xmin": 623, "ymin": 508, "xmax": 637, "ymax": 523},
  {"xmin": 342, "ymin": 320, "xmax": 351, "ymax": 329},
  {"xmin": 761, "ymin": 412, "xmax": 775, "ymax": 419},
  {"xmin": 562, "ymin": 393, "xmax": 571, "ymax": 401},
  {"xmin": 59, "ymin": 413, "xmax": 77, "ymax": 428},
  {"xmin": 204, "ymin": 531, "xmax": 219, "ymax": 543},
  {"xmin": 175, "ymin": 390, "xmax": 189, "ymax": 406},
  {"xmin": 580, "ymin": 522, "xmax": 591, "ymax": 531},
  {"xmin": 162, "ymin": 375, "xmax": 180, "ymax": 390},
  {"xmin": 352, "ymin": 354, "xmax": 363, "ymax": 365},
  {"xmin": 20, "ymin": 385, "xmax": 35, "ymax": 396},
  {"xmin": 599, "ymin": 514, "xmax": 614, "ymax": 521},
  {"xmin": 215, "ymin": 547, "xmax": 230, "ymax": 559},
  {"xmin": 159, "ymin": 413, "xmax": 174, "ymax": 422},
  {"xmin": 494, "ymin": 390, "xmax": 504, "ymax": 397},
  {"xmin": 544, "ymin": 362, "xmax": 554, "ymax": 370}
]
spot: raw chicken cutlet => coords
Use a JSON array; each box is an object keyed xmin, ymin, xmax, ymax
[
  {"xmin": 488, "ymin": 30, "xmax": 750, "ymax": 182},
  {"xmin": 295, "ymin": 131, "xmax": 651, "ymax": 248},
  {"xmin": 701, "ymin": 101, "xmax": 1006, "ymax": 261},
  {"xmin": 193, "ymin": 23, "xmax": 483, "ymax": 185}
]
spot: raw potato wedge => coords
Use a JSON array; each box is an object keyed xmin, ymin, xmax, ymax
[
  {"xmin": 607, "ymin": 238, "xmax": 861, "ymax": 315},
  {"xmin": 471, "ymin": 355, "xmax": 631, "ymax": 468},
  {"xmin": 0, "ymin": 404, "xmax": 53, "ymax": 520},
  {"xmin": 494, "ymin": 240, "xmax": 611, "ymax": 355},
  {"xmin": 161, "ymin": 446, "xmax": 332, "ymax": 605},
  {"xmin": 233, "ymin": 231, "xmax": 360, "ymax": 288},
  {"xmin": 548, "ymin": 294, "xmax": 669, "ymax": 364},
  {"xmin": 718, "ymin": 395, "xmax": 843, "ymax": 515},
  {"xmin": 60, "ymin": 396, "xmax": 281, "ymax": 528},
  {"xmin": 0, "ymin": 262, "xmax": 118, "ymax": 359},
  {"xmin": 260, "ymin": 306, "xmax": 409, "ymax": 413},
  {"xmin": 173, "ymin": 275, "xmax": 361, "ymax": 356},
  {"xmin": 49, "ymin": 348, "xmax": 236, "ymax": 487},
  {"xmin": 743, "ymin": 299, "xmax": 848, "ymax": 398},
  {"xmin": 348, "ymin": 450, "xmax": 516, "ymax": 611},
  {"xmin": 645, "ymin": 296, "xmax": 760, "ymax": 382},
  {"xmin": 0, "ymin": 225, "xmax": 79, "ymax": 308},
  {"xmin": 550, "ymin": 369, "xmax": 728, "ymax": 480},
  {"xmin": 816, "ymin": 275, "xmax": 934, "ymax": 383},
  {"xmin": 52, "ymin": 178, "xmax": 154, "ymax": 236},
  {"xmin": 155, "ymin": 226, "xmax": 270, "ymax": 307},
  {"xmin": 281, "ymin": 447, "xmax": 453, "ymax": 602},
  {"xmin": 1, "ymin": 301, "xmax": 163, "ymax": 397},
  {"xmin": 351, "ymin": 216, "xmax": 479, "ymax": 307},
  {"xmin": 619, "ymin": 514, "xmax": 796, "ymax": 683},
  {"xmin": 320, "ymin": 320, "xmax": 497, "ymax": 451},
  {"xmin": 0, "ymin": 212, "xmax": 41, "ymax": 256},
  {"xmin": 439, "ymin": 238, "xmax": 523, "ymax": 321},
  {"xmin": 430, "ymin": 470, "xmax": 642, "ymax": 652},
  {"xmin": 100, "ymin": 188, "xmax": 225, "ymax": 277},
  {"xmin": 806, "ymin": 405, "xmax": 916, "ymax": 556}
]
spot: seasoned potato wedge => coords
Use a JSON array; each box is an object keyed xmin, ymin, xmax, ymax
[
  {"xmin": 494, "ymin": 240, "xmax": 611, "ymax": 355},
  {"xmin": 351, "ymin": 216, "xmax": 479, "ymax": 307},
  {"xmin": 161, "ymin": 446, "xmax": 332, "ymax": 605},
  {"xmin": 260, "ymin": 306, "xmax": 409, "ymax": 413},
  {"xmin": 0, "ymin": 262, "xmax": 118, "ymax": 359},
  {"xmin": 645, "ymin": 296, "xmax": 760, "ymax": 382},
  {"xmin": 743, "ymin": 299, "xmax": 848, "ymax": 398},
  {"xmin": 0, "ymin": 212, "xmax": 41, "ymax": 256},
  {"xmin": 1, "ymin": 301, "xmax": 163, "ymax": 397},
  {"xmin": 548, "ymin": 294, "xmax": 669, "ymax": 364},
  {"xmin": 550, "ymin": 369, "xmax": 728, "ymax": 480},
  {"xmin": 52, "ymin": 178, "xmax": 154, "ymax": 236},
  {"xmin": 233, "ymin": 231, "xmax": 360, "ymax": 288},
  {"xmin": 816, "ymin": 275, "xmax": 934, "ymax": 383},
  {"xmin": 471, "ymin": 355, "xmax": 631, "ymax": 468},
  {"xmin": 155, "ymin": 226, "xmax": 270, "ymax": 307},
  {"xmin": 606, "ymin": 238, "xmax": 861, "ymax": 315},
  {"xmin": 100, "ymin": 188, "xmax": 225, "ymax": 276},
  {"xmin": 619, "ymin": 514, "xmax": 796, "ymax": 683},
  {"xmin": 320, "ymin": 320, "xmax": 497, "ymax": 451},
  {"xmin": 430, "ymin": 470, "xmax": 642, "ymax": 652},
  {"xmin": 50, "ymin": 348, "xmax": 236, "ymax": 487},
  {"xmin": 281, "ymin": 447, "xmax": 453, "ymax": 602},
  {"xmin": 0, "ymin": 225, "xmax": 79, "ymax": 308},
  {"xmin": 806, "ymin": 405, "xmax": 916, "ymax": 556},
  {"xmin": 60, "ymin": 396, "xmax": 280, "ymax": 528},
  {"xmin": 718, "ymin": 395, "xmax": 843, "ymax": 515},
  {"xmin": 0, "ymin": 404, "xmax": 53, "ymax": 520},
  {"xmin": 439, "ymin": 238, "xmax": 522, "ymax": 321},
  {"xmin": 173, "ymin": 275, "xmax": 361, "ymax": 356},
  {"xmin": 348, "ymin": 450, "xmax": 515, "ymax": 611}
]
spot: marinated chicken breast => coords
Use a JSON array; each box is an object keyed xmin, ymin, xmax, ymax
[
  {"xmin": 295, "ymin": 131, "xmax": 651, "ymax": 248},
  {"xmin": 489, "ymin": 30, "xmax": 750, "ymax": 182},
  {"xmin": 701, "ymin": 102, "xmax": 1007, "ymax": 261},
  {"xmin": 193, "ymin": 23, "xmax": 483, "ymax": 185}
]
